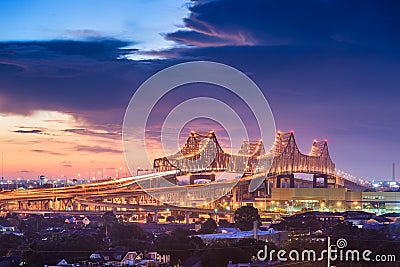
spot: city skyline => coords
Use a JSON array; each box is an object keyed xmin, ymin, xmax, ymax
[{"xmin": 0, "ymin": 0, "xmax": 399, "ymax": 180}]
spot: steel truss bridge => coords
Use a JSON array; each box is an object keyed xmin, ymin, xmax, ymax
[
  {"xmin": 154, "ymin": 131, "xmax": 338, "ymax": 188},
  {"xmin": 0, "ymin": 131, "xmax": 368, "ymax": 219}
]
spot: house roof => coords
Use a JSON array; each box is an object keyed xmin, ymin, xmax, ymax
[
  {"xmin": 196, "ymin": 228, "xmax": 277, "ymax": 240},
  {"xmin": 341, "ymin": 211, "xmax": 373, "ymax": 218},
  {"xmin": 182, "ymin": 256, "xmax": 201, "ymax": 266},
  {"xmin": 379, "ymin": 213, "xmax": 400, "ymax": 218},
  {"xmin": 373, "ymin": 217, "xmax": 393, "ymax": 223},
  {"xmin": 57, "ymin": 259, "xmax": 69, "ymax": 265},
  {"xmin": 100, "ymin": 250, "xmax": 128, "ymax": 261},
  {"xmin": 0, "ymin": 220, "xmax": 17, "ymax": 227}
]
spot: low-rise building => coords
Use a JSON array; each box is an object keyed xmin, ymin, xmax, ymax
[
  {"xmin": 88, "ymin": 250, "xmax": 170, "ymax": 266},
  {"xmin": 196, "ymin": 228, "xmax": 288, "ymax": 246}
]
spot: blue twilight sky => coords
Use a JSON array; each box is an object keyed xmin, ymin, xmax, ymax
[
  {"xmin": 0, "ymin": 0, "xmax": 189, "ymax": 55},
  {"xmin": 0, "ymin": 0, "xmax": 399, "ymax": 180}
]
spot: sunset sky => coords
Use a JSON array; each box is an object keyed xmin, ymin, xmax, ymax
[{"xmin": 0, "ymin": 0, "xmax": 399, "ymax": 180}]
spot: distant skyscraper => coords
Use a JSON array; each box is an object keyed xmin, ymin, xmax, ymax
[
  {"xmin": 393, "ymin": 163, "xmax": 396, "ymax": 182},
  {"xmin": 39, "ymin": 175, "xmax": 45, "ymax": 186}
]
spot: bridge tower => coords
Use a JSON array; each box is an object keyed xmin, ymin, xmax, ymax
[{"xmin": 268, "ymin": 131, "xmax": 336, "ymax": 189}]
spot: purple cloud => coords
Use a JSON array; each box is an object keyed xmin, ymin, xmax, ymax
[
  {"xmin": 31, "ymin": 149, "xmax": 64, "ymax": 156},
  {"xmin": 75, "ymin": 145, "xmax": 122, "ymax": 154},
  {"xmin": 13, "ymin": 129, "xmax": 43, "ymax": 134}
]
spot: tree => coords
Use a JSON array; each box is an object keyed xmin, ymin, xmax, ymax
[
  {"xmin": 155, "ymin": 232, "xmax": 204, "ymax": 265},
  {"xmin": 234, "ymin": 206, "xmax": 261, "ymax": 231},
  {"xmin": 171, "ymin": 227, "xmax": 195, "ymax": 237},
  {"xmin": 218, "ymin": 219, "xmax": 231, "ymax": 228},
  {"xmin": 108, "ymin": 223, "xmax": 149, "ymax": 250},
  {"xmin": 201, "ymin": 241, "xmax": 251, "ymax": 267},
  {"xmin": 101, "ymin": 211, "xmax": 118, "ymax": 225},
  {"xmin": 199, "ymin": 218, "xmax": 217, "ymax": 234},
  {"xmin": 22, "ymin": 233, "xmax": 104, "ymax": 266},
  {"xmin": 101, "ymin": 211, "xmax": 118, "ymax": 237},
  {"xmin": 176, "ymin": 214, "xmax": 185, "ymax": 223},
  {"xmin": 189, "ymin": 212, "xmax": 199, "ymax": 218},
  {"xmin": 0, "ymin": 234, "xmax": 25, "ymax": 256},
  {"xmin": 146, "ymin": 213, "xmax": 153, "ymax": 223},
  {"xmin": 332, "ymin": 221, "xmax": 358, "ymax": 238},
  {"xmin": 109, "ymin": 223, "xmax": 147, "ymax": 242},
  {"xmin": 166, "ymin": 215, "xmax": 176, "ymax": 223}
]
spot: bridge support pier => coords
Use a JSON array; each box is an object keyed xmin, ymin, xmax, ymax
[
  {"xmin": 185, "ymin": 212, "xmax": 191, "ymax": 225},
  {"xmin": 154, "ymin": 210, "xmax": 158, "ymax": 223},
  {"xmin": 313, "ymin": 174, "xmax": 328, "ymax": 188},
  {"xmin": 276, "ymin": 174, "xmax": 295, "ymax": 188}
]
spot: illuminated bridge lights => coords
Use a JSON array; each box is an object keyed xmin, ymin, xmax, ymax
[{"xmin": 154, "ymin": 130, "xmax": 336, "ymax": 178}]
